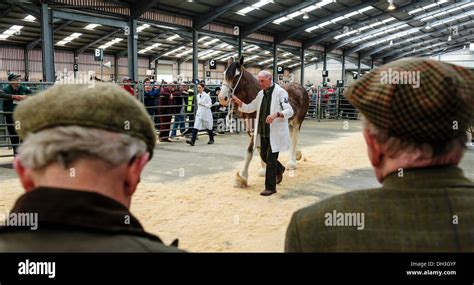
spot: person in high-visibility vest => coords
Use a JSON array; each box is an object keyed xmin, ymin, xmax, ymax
[{"xmin": 182, "ymin": 88, "xmax": 195, "ymax": 136}]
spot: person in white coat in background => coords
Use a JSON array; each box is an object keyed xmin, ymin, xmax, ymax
[
  {"xmin": 232, "ymin": 70, "xmax": 293, "ymax": 196},
  {"xmin": 186, "ymin": 83, "xmax": 214, "ymax": 146}
]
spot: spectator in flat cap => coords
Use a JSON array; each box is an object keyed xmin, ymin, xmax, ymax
[
  {"xmin": 0, "ymin": 83, "xmax": 181, "ymax": 252},
  {"xmin": 286, "ymin": 58, "xmax": 474, "ymax": 252},
  {"xmin": 0, "ymin": 73, "xmax": 31, "ymax": 155}
]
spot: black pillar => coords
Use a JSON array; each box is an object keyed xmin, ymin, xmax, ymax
[
  {"xmin": 127, "ymin": 16, "xmax": 138, "ymax": 81},
  {"xmin": 40, "ymin": 3, "xmax": 54, "ymax": 82}
]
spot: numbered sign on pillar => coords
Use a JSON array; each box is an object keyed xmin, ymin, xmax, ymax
[
  {"xmin": 94, "ymin": 48, "xmax": 104, "ymax": 62},
  {"xmin": 209, "ymin": 59, "xmax": 216, "ymax": 69},
  {"xmin": 322, "ymin": 70, "xmax": 328, "ymax": 77},
  {"xmin": 73, "ymin": 63, "xmax": 79, "ymax": 72},
  {"xmin": 206, "ymin": 71, "xmax": 211, "ymax": 78},
  {"xmin": 277, "ymin": 66, "xmax": 284, "ymax": 74}
]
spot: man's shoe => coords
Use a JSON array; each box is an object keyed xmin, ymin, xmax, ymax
[
  {"xmin": 186, "ymin": 140, "xmax": 195, "ymax": 146},
  {"xmin": 207, "ymin": 140, "xmax": 214, "ymax": 145},
  {"xmin": 160, "ymin": 138, "xmax": 172, "ymax": 142},
  {"xmin": 276, "ymin": 168, "xmax": 285, "ymax": 184},
  {"xmin": 260, "ymin": 189, "xmax": 276, "ymax": 196}
]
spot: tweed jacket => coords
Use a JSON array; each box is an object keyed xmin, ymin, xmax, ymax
[{"xmin": 285, "ymin": 165, "xmax": 474, "ymax": 252}]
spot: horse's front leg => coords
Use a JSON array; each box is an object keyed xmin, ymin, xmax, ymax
[
  {"xmin": 287, "ymin": 122, "xmax": 301, "ymax": 170},
  {"xmin": 235, "ymin": 135, "xmax": 254, "ymax": 188},
  {"xmin": 257, "ymin": 146, "xmax": 266, "ymax": 177}
]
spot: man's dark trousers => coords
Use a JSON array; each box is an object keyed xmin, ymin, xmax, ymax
[{"xmin": 260, "ymin": 136, "xmax": 284, "ymax": 191}]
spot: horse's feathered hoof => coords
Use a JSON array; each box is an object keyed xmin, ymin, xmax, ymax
[
  {"xmin": 258, "ymin": 168, "xmax": 266, "ymax": 177},
  {"xmin": 296, "ymin": 150, "xmax": 302, "ymax": 161},
  {"xmin": 286, "ymin": 161, "xmax": 297, "ymax": 170},
  {"xmin": 235, "ymin": 171, "xmax": 248, "ymax": 188}
]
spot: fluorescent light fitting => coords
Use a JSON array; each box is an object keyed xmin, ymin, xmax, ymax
[
  {"xmin": 387, "ymin": 0, "xmax": 396, "ymax": 11},
  {"xmin": 84, "ymin": 24, "xmax": 100, "ymax": 30},
  {"xmin": 23, "ymin": 15, "xmax": 36, "ymax": 22},
  {"xmin": 358, "ymin": 6, "xmax": 374, "ymax": 13},
  {"xmin": 237, "ymin": 0, "xmax": 272, "ymax": 16},
  {"xmin": 305, "ymin": 25, "xmax": 320, "ymax": 32},
  {"xmin": 166, "ymin": 35, "xmax": 180, "ymax": 41},
  {"xmin": 137, "ymin": 24, "xmax": 150, "ymax": 32}
]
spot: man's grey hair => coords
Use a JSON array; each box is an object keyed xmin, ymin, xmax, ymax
[
  {"xmin": 18, "ymin": 126, "xmax": 147, "ymax": 169},
  {"xmin": 362, "ymin": 116, "xmax": 466, "ymax": 161},
  {"xmin": 258, "ymin": 70, "xmax": 273, "ymax": 80}
]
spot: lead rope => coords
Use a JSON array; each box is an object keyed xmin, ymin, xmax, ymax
[{"xmin": 226, "ymin": 71, "xmax": 243, "ymax": 133}]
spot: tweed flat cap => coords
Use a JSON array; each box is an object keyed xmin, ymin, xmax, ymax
[
  {"xmin": 344, "ymin": 58, "xmax": 474, "ymax": 143},
  {"xmin": 14, "ymin": 83, "xmax": 156, "ymax": 159}
]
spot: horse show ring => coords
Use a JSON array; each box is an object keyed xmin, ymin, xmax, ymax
[
  {"xmin": 0, "ymin": 120, "xmax": 372, "ymax": 251},
  {"xmin": 1, "ymin": 119, "xmax": 474, "ymax": 252}
]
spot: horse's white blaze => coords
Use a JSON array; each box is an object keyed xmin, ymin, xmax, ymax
[{"xmin": 219, "ymin": 82, "xmax": 232, "ymax": 106}]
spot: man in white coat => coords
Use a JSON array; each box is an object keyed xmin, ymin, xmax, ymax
[
  {"xmin": 232, "ymin": 70, "xmax": 293, "ymax": 196},
  {"xmin": 186, "ymin": 83, "xmax": 214, "ymax": 146}
]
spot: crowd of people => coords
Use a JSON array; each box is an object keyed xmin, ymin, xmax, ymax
[{"xmin": 121, "ymin": 77, "xmax": 225, "ymax": 145}]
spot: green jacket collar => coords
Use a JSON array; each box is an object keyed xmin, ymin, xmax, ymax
[
  {"xmin": 382, "ymin": 165, "xmax": 473, "ymax": 190},
  {"xmin": 4, "ymin": 187, "xmax": 162, "ymax": 242}
]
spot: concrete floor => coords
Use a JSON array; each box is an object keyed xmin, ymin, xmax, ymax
[{"xmin": 1, "ymin": 119, "xmax": 473, "ymax": 191}]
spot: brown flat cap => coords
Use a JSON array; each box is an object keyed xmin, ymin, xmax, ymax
[
  {"xmin": 14, "ymin": 83, "xmax": 156, "ymax": 159},
  {"xmin": 344, "ymin": 58, "xmax": 474, "ymax": 143}
]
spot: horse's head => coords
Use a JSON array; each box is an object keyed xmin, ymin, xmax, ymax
[{"xmin": 218, "ymin": 56, "xmax": 244, "ymax": 106}]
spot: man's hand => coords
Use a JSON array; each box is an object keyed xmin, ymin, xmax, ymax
[
  {"xmin": 266, "ymin": 112, "xmax": 278, "ymax": 124},
  {"xmin": 232, "ymin": 95, "xmax": 242, "ymax": 107},
  {"xmin": 12, "ymin": 95, "xmax": 27, "ymax": 101}
]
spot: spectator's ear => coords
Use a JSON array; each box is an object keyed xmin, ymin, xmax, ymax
[
  {"xmin": 124, "ymin": 152, "xmax": 150, "ymax": 198},
  {"xmin": 13, "ymin": 157, "xmax": 35, "ymax": 192},
  {"xmin": 363, "ymin": 128, "xmax": 382, "ymax": 168}
]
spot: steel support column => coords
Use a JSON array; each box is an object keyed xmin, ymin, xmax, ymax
[
  {"xmin": 192, "ymin": 29, "xmax": 199, "ymax": 94},
  {"xmin": 273, "ymin": 43, "xmax": 277, "ymax": 82},
  {"xmin": 41, "ymin": 3, "xmax": 54, "ymax": 82},
  {"xmin": 128, "ymin": 17, "xmax": 138, "ymax": 81},
  {"xmin": 300, "ymin": 47, "xmax": 304, "ymax": 84}
]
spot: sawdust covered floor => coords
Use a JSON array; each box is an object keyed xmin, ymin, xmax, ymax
[{"xmin": 1, "ymin": 120, "xmax": 473, "ymax": 252}]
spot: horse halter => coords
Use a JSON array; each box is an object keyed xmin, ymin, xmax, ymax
[
  {"xmin": 222, "ymin": 66, "xmax": 244, "ymax": 133},
  {"xmin": 222, "ymin": 68, "xmax": 244, "ymax": 99}
]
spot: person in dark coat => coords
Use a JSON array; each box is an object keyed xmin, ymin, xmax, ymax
[
  {"xmin": 143, "ymin": 78, "xmax": 160, "ymax": 129},
  {"xmin": 158, "ymin": 83, "xmax": 173, "ymax": 142},
  {"xmin": 0, "ymin": 83, "xmax": 182, "ymax": 252},
  {"xmin": 0, "ymin": 73, "xmax": 31, "ymax": 154}
]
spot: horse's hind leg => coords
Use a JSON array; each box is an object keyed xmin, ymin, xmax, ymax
[
  {"xmin": 257, "ymin": 146, "xmax": 266, "ymax": 177},
  {"xmin": 287, "ymin": 122, "xmax": 301, "ymax": 170},
  {"xmin": 235, "ymin": 136, "xmax": 254, "ymax": 188}
]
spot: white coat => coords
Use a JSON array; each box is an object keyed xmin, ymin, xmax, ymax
[
  {"xmin": 194, "ymin": 91, "xmax": 213, "ymax": 130},
  {"xmin": 238, "ymin": 84, "xmax": 293, "ymax": 153}
]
